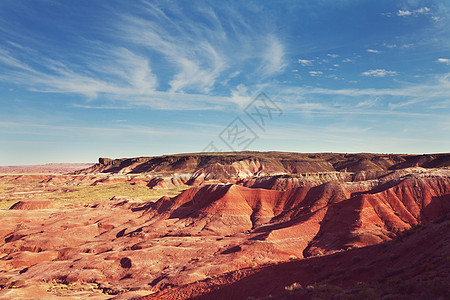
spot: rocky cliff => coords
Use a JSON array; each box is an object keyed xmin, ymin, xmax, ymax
[{"xmin": 77, "ymin": 152, "xmax": 450, "ymax": 176}]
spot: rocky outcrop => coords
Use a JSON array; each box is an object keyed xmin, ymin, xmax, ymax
[
  {"xmin": 98, "ymin": 157, "xmax": 114, "ymax": 166},
  {"xmin": 9, "ymin": 200, "xmax": 55, "ymax": 210},
  {"xmin": 73, "ymin": 153, "xmax": 450, "ymax": 193},
  {"xmin": 76, "ymin": 152, "xmax": 450, "ymax": 176}
]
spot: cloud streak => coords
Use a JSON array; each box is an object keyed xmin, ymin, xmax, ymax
[
  {"xmin": 0, "ymin": 121, "xmax": 200, "ymax": 138},
  {"xmin": 0, "ymin": 2, "xmax": 286, "ymax": 110},
  {"xmin": 309, "ymin": 71, "xmax": 323, "ymax": 77},
  {"xmin": 437, "ymin": 58, "xmax": 450, "ymax": 64},
  {"xmin": 361, "ymin": 69, "xmax": 397, "ymax": 77},
  {"xmin": 397, "ymin": 7, "xmax": 430, "ymax": 17},
  {"xmin": 117, "ymin": 3, "xmax": 285, "ymax": 91},
  {"xmin": 258, "ymin": 36, "xmax": 286, "ymax": 77},
  {"xmin": 298, "ymin": 59, "xmax": 313, "ymax": 66}
]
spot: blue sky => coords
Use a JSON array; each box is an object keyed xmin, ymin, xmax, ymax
[{"xmin": 0, "ymin": 0, "xmax": 449, "ymax": 165}]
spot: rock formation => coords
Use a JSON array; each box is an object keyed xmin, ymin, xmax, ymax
[{"xmin": 0, "ymin": 152, "xmax": 448, "ymax": 299}]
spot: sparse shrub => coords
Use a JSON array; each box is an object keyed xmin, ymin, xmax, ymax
[
  {"xmin": 284, "ymin": 282, "xmax": 303, "ymax": 294},
  {"xmin": 308, "ymin": 283, "xmax": 344, "ymax": 299},
  {"xmin": 46, "ymin": 281, "xmax": 107, "ymax": 296}
]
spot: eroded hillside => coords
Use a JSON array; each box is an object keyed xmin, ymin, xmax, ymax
[{"xmin": 0, "ymin": 152, "xmax": 449, "ymax": 299}]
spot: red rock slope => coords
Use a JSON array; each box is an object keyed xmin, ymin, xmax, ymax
[
  {"xmin": 148, "ymin": 215, "xmax": 450, "ymax": 300},
  {"xmin": 0, "ymin": 167, "xmax": 448, "ymax": 298}
]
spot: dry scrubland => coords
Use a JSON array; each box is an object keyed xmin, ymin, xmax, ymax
[
  {"xmin": 0, "ymin": 152, "xmax": 449, "ymax": 299},
  {"xmin": 0, "ymin": 176, "xmax": 187, "ymax": 209}
]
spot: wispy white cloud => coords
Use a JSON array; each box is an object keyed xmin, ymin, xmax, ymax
[
  {"xmin": 383, "ymin": 43, "xmax": 397, "ymax": 48},
  {"xmin": 278, "ymin": 98, "xmax": 436, "ymax": 118},
  {"xmin": 0, "ymin": 43, "xmax": 239, "ymax": 111},
  {"xmin": 327, "ymin": 54, "xmax": 339, "ymax": 58},
  {"xmin": 259, "ymin": 36, "xmax": 286, "ymax": 77},
  {"xmin": 309, "ymin": 71, "xmax": 323, "ymax": 77},
  {"xmin": 118, "ymin": 8, "xmax": 227, "ymax": 93},
  {"xmin": 356, "ymin": 98, "xmax": 378, "ymax": 108},
  {"xmin": 72, "ymin": 104, "xmax": 133, "ymax": 110},
  {"xmin": 0, "ymin": 46, "xmax": 158, "ymax": 99},
  {"xmin": 273, "ymin": 72, "xmax": 450, "ymax": 111},
  {"xmin": 366, "ymin": 49, "xmax": 381, "ymax": 54},
  {"xmin": 118, "ymin": 4, "xmax": 286, "ymax": 91},
  {"xmin": 401, "ymin": 43, "xmax": 414, "ymax": 48},
  {"xmin": 229, "ymin": 84, "xmax": 252, "ymax": 109},
  {"xmin": 397, "ymin": 7, "xmax": 430, "ymax": 17},
  {"xmin": 112, "ymin": 48, "xmax": 158, "ymax": 93},
  {"xmin": 0, "ymin": 3, "xmax": 289, "ymax": 110},
  {"xmin": 380, "ymin": 12, "xmax": 393, "ymax": 17},
  {"xmin": 0, "ymin": 48, "xmax": 35, "ymax": 72},
  {"xmin": 397, "ymin": 10, "xmax": 412, "ymax": 16},
  {"xmin": 312, "ymin": 76, "xmax": 450, "ymax": 99},
  {"xmin": 361, "ymin": 69, "xmax": 397, "ymax": 77},
  {"xmin": 298, "ymin": 59, "xmax": 313, "ymax": 66},
  {"xmin": 437, "ymin": 58, "xmax": 450, "ymax": 64},
  {"xmin": 0, "ymin": 121, "xmax": 194, "ymax": 138},
  {"xmin": 415, "ymin": 7, "xmax": 431, "ymax": 14},
  {"xmin": 388, "ymin": 98, "xmax": 423, "ymax": 109}
]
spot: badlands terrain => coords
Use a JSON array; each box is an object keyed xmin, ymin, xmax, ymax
[{"xmin": 0, "ymin": 152, "xmax": 449, "ymax": 299}]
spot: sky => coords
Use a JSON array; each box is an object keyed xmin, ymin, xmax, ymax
[{"xmin": 0, "ymin": 0, "xmax": 449, "ymax": 165}]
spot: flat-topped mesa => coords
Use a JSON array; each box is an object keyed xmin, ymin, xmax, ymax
[
  {"xmin": 98, "ymin": 157, "xmax": 114, "ymax": 166},
  {"xmin": 75, "ymin": 152, "xmax": 450, "ymax": 180}
]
